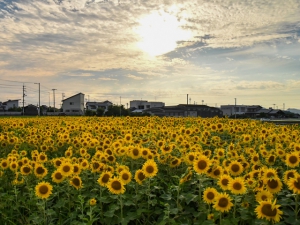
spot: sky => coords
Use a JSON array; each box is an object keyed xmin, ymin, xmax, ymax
[{"xmin": 0, "ymin": 0, "xmax": 300, "ymax": 109}]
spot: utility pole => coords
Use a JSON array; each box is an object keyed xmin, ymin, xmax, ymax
[
  {"xmin": 202, "ymin": 100, "xmax": 204, "ymax": 105},
  {"xmin": 234, "ymin": 98, "xmax": 236, "ymax": 119},
  {"xmin": 22, "ymin": 84, "xmax": 26, "ymax": 116},
  {"xmin": 120, "ymin": 96, "xmax": 122, "ymax": 117},
  {"xmin": 283, "ymin": 103, "xmax": 285, "ymax": 110},
  {"xmin": 187, "ymin": 94, "xmax": 188, "ymax": 105},
  {"xmin": 273, "ymin": 104, "xmax": 276, "ymax": 109},
  {"xmin": 34, "ymin": 83, "xmax": 40, "ymax": 116},
  {"xmin": 52, "ymin": 89, "xmax": 57, "ymax": 112}
]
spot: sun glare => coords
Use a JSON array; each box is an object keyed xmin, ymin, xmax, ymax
[{"xmin": 136, "ymin": 11, "xmax": 191, "ymax": 56}]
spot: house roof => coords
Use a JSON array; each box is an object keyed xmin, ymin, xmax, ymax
[
  {"xmin": 3, "ymin": 99, "xmax": 20, "ymax": 104},
  {"xmin": 62, "ymin": 93, "xmax": 84, "ymax": 102}
]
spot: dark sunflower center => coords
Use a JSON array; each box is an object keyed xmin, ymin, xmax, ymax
[
  {"xmin": 72, "ymin": 178, "xmax": 80, "ymax": 186},
  {"xmin": 40, "ymin": 155, "xmax": 45, "ymax": 160},
  {"xmin": 55, "ymin": 161, "xmax": 62, "ymax": 167},
  {"xmin": 287, "ymin": 172, "xmax": 294, "ymax": 180},
  {"xmin": 197, "ymin": 160, "xmax": 207, "ymax": 170},
  {"xmin": 102, "ymin": 174, "xmax": 110, "ymax": 183},
  {"xmin": 261, "ymin": 204, "xmax": 277, "ymax": 217},
  {"xmin": 111, "ymin": 181, "xmax": 121, "ymax": 190},
  {"xmin": 233, "ymin": 182, "xmax": 242, "ymax": 190},
  {"xmin": 221, "ymin": 178, "xmax": 229, "ymax": 186},
  {"xmin": 74, "ymin": 166, "xmax": 79, "ymax": 173},
  {"xmin": 146, "ymin": 165, "xmax": 154, "ymax": 174},
  {"xmin": 36, "ymin": 167, "xmax": 45, "ymax": 174},
  {"xmin": 55, "ymin": 172, "xmax": 63, "ymax": 180},
  {"xmin": 267, "ymin": 179, "xmax": 278, "ymax": 189},
  {"xmin": 267, "ymin": 172, "xmax": 275, "ymax": 178},
  {"xmin": 231, "ymin": 164, "xmax": 240, "ymax": 172},
  {"xmin": 189, "ymin": 155, "xmax": 194, "ymax": 161},
  {"xmin": 253, "ymin": 156, "xmax": 258, "ymax": 161},
  {"xmin": 133, "ymin": 149, "xmax": 139, "ymax": 156},
  {"xmin": 107, "ymin": 156, "xmax": 114, "ymax": 162},
  {"xmin": 214, "ymin": 169, "xmax": 220, "ymax": 176},
  {"xmin": 122, "ymin": 173, "xmax": 129, "ymax": 180},
  {"xmin": 39, "ymin": 185, "xmax": 49, "ymax": 194},
  {"xmin": 261, "ymin": 195, "xmax": 267, "ymax": 201},
  {"xmin": 23, "ymin": 166, "xmax": 30, "ymax": 173},
  {"xmin": 218, "ymin": 197, "xmax": 229, "ymax": 208},
  {"xmin": 268, "ymin": 156, "xmax": 275, "ymax": 163},
  {"xmin": 207, "ymin": 192, "xmax": 215, "ymax": 200},
  {"xmin": 294, "ymin": 178, "xmax": 300, "ymax": 190},
  {"xmin": 63, "ymin": 165, "xmax": 71, "ymax": 172},
  {"xmin": 138, "ymin": 172, "xmax": 145, "ymax": 181},
  {"xmin": 172, "ymin": 160, "xmax": 178, "ymax": 165},
  {"xmin": 289, "ymin": 156, "xmax": 298, "ymax": 164}
]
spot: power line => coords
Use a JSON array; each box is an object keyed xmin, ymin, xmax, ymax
[{"xmin": 0, "ymin": 78, "xmax": 32, "ymax": 83}]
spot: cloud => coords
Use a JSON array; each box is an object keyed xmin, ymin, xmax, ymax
[
  {"xmin": 126, "ymin": 74, "xmax": 143, "ymax": 80},
  {"xmin": 98, "ymin": 77, "xmax": 117, "ymax": 81},
  {"xmin": 68, "ymin": 73, "xmax": 95, "ymax": 77}
]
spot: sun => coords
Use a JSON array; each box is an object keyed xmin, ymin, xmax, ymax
[{"xmin": 136, "ymin": 11, "xmax": 191, "ymax": 56}]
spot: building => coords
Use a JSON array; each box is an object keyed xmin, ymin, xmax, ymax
[
  {"xmin": 1, "ymin": 99, "xmax": 20, "ymax": 110},
  {"xmin": 144, "ymin": 104, "xmax": 223, "ymax": 118},
  {"xmin": 220, "ymin": 105, "xmax": 262, "ymax": 117},
  {"xmin": 86, "ymin": 100, "xmax": 112, "ymax": 113},
  {"xmin": 130, "ymin": 100, "xmax": 165, "ymax": 110},
  {"xmin": 62, "ymin": 93, "xmax": 85, "ymax": 115},
  {"xmin": 24, "ymin": 104, "xmax": 38, "ymax": 116}
]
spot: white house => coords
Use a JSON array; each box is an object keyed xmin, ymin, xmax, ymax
[
  {"xmin": 86, "ymin": 100, "xmax": 112, "ymax": 113},
  {"xmin": 62, "ymin": 93, "xmax": 85, "ymax": 115},
  {"xmin": 220, "ymin": 105, "xmax": 262, "ymax": 116},
  {"xmin": 2, "ymin": 99, "xmax": 20, "ymax": 110},
  {"xmin": 130, "ymin": 100, "xmax": 165, "ymax": 110}
]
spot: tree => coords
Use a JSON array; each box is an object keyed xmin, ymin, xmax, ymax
[
  {"xmin": 96, "ymin": 107, "xmax": 104, "ymax": 117},
  {"xmin": 85, "ymin": 109, "xmax": 96, "ymax": 116},
  {"xmin": 105, "ymin": 105, "xmax": 130, "ymax": 117}
]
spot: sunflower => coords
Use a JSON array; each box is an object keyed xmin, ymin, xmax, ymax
[
  {"xmin": 119, "ymin": 170, "xmax": 132, "ymax": 185},
  {"xmin": 73, "ymin": 163, "xmax": 82, "ymax": 175},
  {"xmin": 285, "ymin": 152, "xmax": 299, "ymax": 168},
  {"xmin": 207, "ymin": 213, "xmax": 214, "ymax": 220},
  {"xmin": 135, "ymin": 169, "xmax": 146, "ymax": 185},
  {"xmin": 70, "ymin": 175, "xmax": 83, "ymax": 190},
  {"xmin": 217, "ymin": 174, "xmax": 232, "ymax": 190},
  {"xmin": 53, "ymin": 158, "xmax": 63, "ymax": 168},
  {"xmin": 129, "ymin": 146, "xmax": 141, "ymax": 159},
  {"xmin": 97, "ymin": 171, "xmax": 113, "ymax": 187},
  {"xmin": 227, "ymin": 160, "xmax": 243, "ymax": 176},
  {"xmin": 255, "ymin": 200, "xmax": 283, "ymax": 223},
  {"xmin": 107, "ymin": 177, "xmax": 125, "ymax": 195},
  {"xmin": 185, "ymin": 152, "xmax": 196, "ymax": 165},
  {"xmin": 210, "ymin": 166, "xmax": 223, "ymax": 179},
  {"xmin": 35, "ymin": 181, "xmax": 53, "ymax": 199},
  {"xmin": 203, "ymin": 187, "xmax": 219, "ymax": 204},
  {"xmin": 262, "ymin": 168, "xmax": 278, "ymax": 180},
  {"xmin": 116, "ymin": 165, "xmax": 130, "ymax": 174},
  {"xmin": 20, "ymin": 164, "xmax": 32, "ymax": 176},
  {"xmin": 170, "ymin": 157, "xmax": 181, "ymax": 168},
  {"xmin": 89, "ymin": 198, "xmax": 97, "ymax": 206},
  {"xmin": 283, "ymin": 169, "xmax": 298, "ymax": 185},
  {"xmin": 34, "ymin": 164, "xmax": 48, "ymax": 179},
  {"xmin": 255, "ymin": 190, "xmax": 273, "ymax": 202},
  {"xmin": 228, "ymin": 177, "xmax": 247, "ymax": 195},
  {"xmin": 213, "ymin": 192, "xmax": 234, "ymax": 213},
  {"xmin": 51, "ymin": 170, "xmax": 65, "ymax": 183},
  {"xmin": 265, "ymin": 178, "xmax": 283, "ymax": 194},
  {"xmin": 59, "ymin": 161, "xmax": 73, "ymax": 177},
  {"xmin": 9, "ymin": 162, "xmax": 18, "ymax": 171},
  {"xmin": 160, "ymin": 145, "xmax": 173, "ymax": 155},
  {"xmin": 80, "ymin": 159, "xmax": 90, "ymax": 170},
  {"xmin": 287, "ymin": 174, "xmax": 300, "ymax": 194},
  {"xmin": 193, "ymin": 155, "xmax": 211, "ymax": 174},
  {"xmin": 142, "ymin": 160, "xmax": 158, "ymax": 178},
  {"xmin": 38, "ymin": 152, "xmax": 48, "ymax": 163}
]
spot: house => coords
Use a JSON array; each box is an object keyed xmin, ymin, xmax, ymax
[
  {"xmin": 144, "ymin": 104, "xmax": 223, "ymax": 118},
  {"xmin": 220, "ymin": 105, "xmax": 262, "ymax": 117},
  {"xmin": 0, "ymin": 102, "xmax": 5, "ymax": 111},
  {"xmin": 86, "ymin": 100, "xmax": 112, "ymax": 113},
  {"xmin": 2, "ymin": 99, "xmax": 20, "ymax": 111},
  {"xmin": 24, "ymin": 104, "xmax": 38, "ymax": 116},
  {"xmin": 130, "ymin": 100, "xmax": 165, "ymax": 110},
  {"xmin": 62, "ymin": 93, "xmax": 85, "ymax": 115}
]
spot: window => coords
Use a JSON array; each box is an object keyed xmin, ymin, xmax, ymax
[
  {"xmin": 146, "ymin": 105, "xmax": 150, "ymax": 109},
  {"xmin": 241, "ymin": 107, "xmax": 245, "ymax": 112},
  {"xmin": 70, "ymin": 102, "xmax": 74, "ymax": 105}
]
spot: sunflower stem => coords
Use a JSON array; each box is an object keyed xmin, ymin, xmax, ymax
[
  {"xmin": 100, "ymin": 186, "xmax": 103, "ymax": 221},
  {"xmin": 43, "ymin": 199, "xmax": 46, "ymax": 225},
  {"xmin": 295, "ymin": 194, "xmax": 299, "ymax": 220},
  {"xmin": 233, "ymin": 195, "xmax": 237, "ymax": 218},
  {"xmin": 119, "ymin": 194, "xmax": 123, "ymax": 224}
]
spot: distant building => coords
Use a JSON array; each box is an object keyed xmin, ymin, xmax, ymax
[
  {"xmin": 62, "ymin": 93, "xmax": 85, "ymax": 115},
  {"xmin": 2, "ymin": 99, "xmax": 20, "ymax": 110},
  {"xmin": 86, "ymin": 100, "xmax": 113, "ymax": 113},
  {"xmin": 24, "ymin": 104, "xmax": 38, "ymax": 116},
  {"xmin": 220, "ymin": 105, "xmax": 262, "ymax": 117},
  {"xmin": 144, "ymin": 104, "xmax": 223, "ymax": 118},
  {"xmin": 130, "ymin": 100, "xmax": 165, "ymax": 110}
]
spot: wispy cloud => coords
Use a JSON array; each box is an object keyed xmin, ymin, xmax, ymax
[{"xmin": 126, "ymin": 74, "xmax": 143, "ymax": 80}]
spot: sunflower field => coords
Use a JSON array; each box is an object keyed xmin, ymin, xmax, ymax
[{"xmin": 0, "ymin": 116, "xmax": 300, "ymax": 225}]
